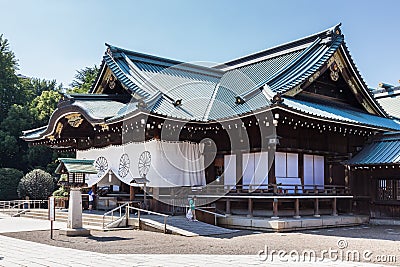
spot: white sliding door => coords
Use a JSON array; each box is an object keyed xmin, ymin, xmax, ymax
[
  {"xmin": 242, "ymin": 153, "xmax": 254, "ymax": 190},
  {"xmin": 275, "ymin": 152, "xmax": 298, "ymax": 178},
  {"xmin": 275, "ymin": 152, "xmax": 287, "ymax": 177},
  {"xmin": 224, "ymin": 154, "xmax": 236, "ymax": 189},
  {"xmin": 314, "ymin": 155, "xmax": 324, "ymax": 189},
  {"xmin": 242, "ymin": 152, "xmax": 269, "ymax": 191},
  {"xmin": 303, "ymin": 154, "xmax": 325, "ymax": 190},
  {"xmin": 254, "ymin": 152, "xmax": 269, "ymax": 190}
]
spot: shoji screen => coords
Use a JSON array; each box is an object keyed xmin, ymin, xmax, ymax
[
  {"xmin": 275, "ymin": 152, "xmax": 287, "ymax": 177},
  {"xmin": 224, "ymin": 154, "xmax": 236, "ymax": 189}
]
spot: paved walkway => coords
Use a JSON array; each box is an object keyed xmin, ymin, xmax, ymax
[
  {"xmin": 0, "ymin": 214, "xmax": 388, "ymax": 266},
  {"xmin": 0, "ymin": 213, "xmax": 66, "ymax": 233}
]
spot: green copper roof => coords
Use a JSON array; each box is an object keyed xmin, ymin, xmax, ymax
[
  {"xmin": 376, "ymin": 94, "xmax": 400, "ymax": 119},
  {"xmin": 55, "ymin": 158, "xmax": 97, "ymax": 174},
  {"xmin": 346, "ymin": 133, "xmax": 400, "ymax": 166}
]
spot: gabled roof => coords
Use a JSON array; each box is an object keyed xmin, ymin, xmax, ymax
[
  {"xmin": 91, "ymin": 23, "xmax": 386, "ymax": 122},
  {"xmin": 55, "ymin": 158, "xmax": 97, "ymax": 174},
  {"xmin": 279, "ymin": 97, "xmax": 400, "ymax": 131},
  {"xmin": 23, "ymin": 24, "xmax": 397, "ymax": 142},
  {"xmin": 373, "ymin": 86, "xmax": 400, "ymax": 119},
  {"xmin": 346, "ymin": 132, "xmax": 400, "ymax": 166}
]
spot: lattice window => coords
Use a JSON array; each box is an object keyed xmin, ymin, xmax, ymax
[
  {"xmin": 68, "ymin": 173, "xmax": 85, "ymax": 184},
  {"xmin": 377, "ymin": 179, "xmax": 398, "ymax": 201}
]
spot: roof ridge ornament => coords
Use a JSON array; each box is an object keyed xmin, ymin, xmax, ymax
[{"xmin": 271, "ymin": 93, "xmax": 284, "ymax": 104}]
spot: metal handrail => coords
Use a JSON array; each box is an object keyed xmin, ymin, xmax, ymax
[
  {"xmin": 195, "ymin": 208, "xmax": 227, "ymax": 225},
  {"xmin": 102, "ymin": 202, "xmax": 130, "ymax": 229},
  {"xmin": 0, "ymin": 200, "xmax": 48, "ymax": 216},
  {"xmin": 126, "ymin": 204, "xmax": 169, "ymax": 234}
]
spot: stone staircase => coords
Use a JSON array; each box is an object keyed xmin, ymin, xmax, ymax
[
  {"xmin": 18, "ymin": 209, "xmax": 116, "ymax": 229},
  {"xmin": 16, "ymin": 209, "xmax": 239, "ymax": 236}
]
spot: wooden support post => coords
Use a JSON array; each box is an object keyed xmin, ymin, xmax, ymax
[
  {"xmin": 236, "ymin": 152, "xmax": 243, "ymax": 193},
  {"xmin": 332, "ymin": 197, "xmax": 338, "ymax": 216},
  {"xmin": 348, "ymin": 199, "xmax": 353, "ymax": 215},
  {"xmin": 129, "ymin": 186, "xmax": 135, "ymax": 201},
  {"xmin": 294, "ymin": 198, "xmax": 301, "ymax": 219},
  {"xmin": 247, "ymin": 198, "xmax": 253, "ymax": 218},
  {"xmin": 272, "ymin": 198, "xmax": 279, "ymax": 219},
  {"xmin": 226, "ymin": 198, "xmax": 231, "ymax": 215},
  {"xmin": 314, "ymin": 198, "xmax": 320, "ymax": 217}
]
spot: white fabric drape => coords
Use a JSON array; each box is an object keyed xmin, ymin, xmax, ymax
[{"xmin": 77, "ymin": 139, "xmax": 206, "ymax": 187}]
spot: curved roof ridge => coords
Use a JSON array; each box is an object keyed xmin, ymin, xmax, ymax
[
  {"xmin": 214, "ymin": 23, "xmax": 341, "ymax": 70},
  {"xmin": 106, "ymin": 43, "xmax": 224, "ymax": 77}
]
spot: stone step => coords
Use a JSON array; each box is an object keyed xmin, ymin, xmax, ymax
[{"xmin": 20, "ymin": 210, "xmax": 117, "ymax": 228}]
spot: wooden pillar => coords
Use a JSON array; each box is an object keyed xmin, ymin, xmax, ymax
[
  {"xmin": 91, "ymin": 184, "xmax": 96, "ymax": 194},
  {"xmin": 247, "ymin": 198, "xmax": 253, "ymax": 217},
  {"xmin": 129, "ymin": 186, "xmax": 135, "ymax": 201},
  {"xmin": 314, "ymin": 198, "xmax": 320, "ymax": 217},
  {"xmin": 272, "ymin": 198, "xmax": 279, "ymax": 219},
  {"xmin": 236, "ymin": 151, "xmax": 243, "ymax": 192},
  {"xmin": 294, "ymin": 198, "xmax": 301, "ymax": 219},
  {"xmin": 226, "ymin": 198, "xmax": 231, "ymax": 215},
  {"xmin": 348, "ymin": 198, "xmax": 353, "ymax": 215},
  {"xmin": 332, "ymin": 197, "xmax": 338, "ymax": 216}
]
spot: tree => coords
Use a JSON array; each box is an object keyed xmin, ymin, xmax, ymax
[
  {"xmin": 19, "ymin": 77, "xmax": 61, "ymax": 105},
  {"xmin": 69, "ymin": 65, "xmax": 99, "ymax": 93},
  {"xmin": 18, "ymin": 169, "xmax": 55, "ymax": 200},
  {"xmin": 0, "ymin": 130, "xmax": 19, "ymax": 168},
  {"xmin": 0, "ymin": 34, "xmax": 21, "ymax": 123},
  {"xmin": 0, "ymin": 168, "xmax": 24, "ymax": 200},
  {"xmin": 29, "ymin": 90, "xmax": 61, "ymax": 126}
]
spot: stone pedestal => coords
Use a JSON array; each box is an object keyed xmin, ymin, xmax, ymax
[{"xmin": 60, "ymin": 187, "xmax": 90, "ymax": 236}]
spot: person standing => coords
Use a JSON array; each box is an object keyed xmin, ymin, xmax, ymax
[
  {"xmin": 189, "ymin": 197, "xmax": 197, "ymax": 221},
  {"xmin": 88, "ymin": 189, "xmax": 95, "ymax": 211}
]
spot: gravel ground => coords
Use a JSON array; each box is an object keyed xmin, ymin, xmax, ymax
[{"xmin": 2, "ymin": 225, "xmax": 400, "ymax": 265}]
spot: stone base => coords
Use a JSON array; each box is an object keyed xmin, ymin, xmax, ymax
[
  {"xmin": 59, "ymin": 228, "xmax": 91, "ymax": 237},
  {"xmin": 218, "ymin": 215, "xmax": 369, "ymax": 232}
]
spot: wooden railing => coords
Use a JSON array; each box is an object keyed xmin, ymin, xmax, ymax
[{"xmin": 195, "ymin": 184, "xmax": 351, "ymax": 196}]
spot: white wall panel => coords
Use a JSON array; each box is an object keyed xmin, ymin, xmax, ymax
[
  {"xmin": 275, "ymin": 152, "xmax": 287, "ymax": 177},
  {"xmin": 254, "ymin": 152, "xmax": 269, "ymax": 190},
  {"xmin": 224, "ymin": 154, "xmax": 236, "ymax": 188},
  {"xmin": 287, "ymin": 153, "xmax": 299, "ymax": 177}
]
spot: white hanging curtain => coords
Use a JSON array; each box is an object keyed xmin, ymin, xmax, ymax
[{"xmin": 77, "ymin": 139, "xmax": 206, "ymax": 187}]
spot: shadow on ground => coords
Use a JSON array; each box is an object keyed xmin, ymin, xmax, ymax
[
  {"xmin": 87, "ymin": 236, "xmax": 133, "ymax": 242},
  {"xmin": 299, "ymin": 224, "xmax": 400, "ymax": 241}
]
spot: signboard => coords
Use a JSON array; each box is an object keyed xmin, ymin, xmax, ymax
[
  {"xmin": 49, "ymin": 196, "xmax": 55, "ymax": 239},
  {"xmin": 49, "ymin": 197, "xmax": 55, "ymax": 221}
]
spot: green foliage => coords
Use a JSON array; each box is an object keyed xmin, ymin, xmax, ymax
[
  {"xmin": 19, "ymin": 77, "xmax": 60, "ymax": 103},
  {"xmin": 0, "ymin": 34, "xmax": 21, "ymax": 123},
  {"xmin": 69, "ymin": 65, "xmax": 99, "ymax": 93},
  {"xmin": 0, "ymin": 130, "xmax": 19, "ymax": 168},
  {"xmin": 0, "ymin": 168, "xmax": 24, "ymax": 200},
  {"xmin": 29, "ymin": 90, "xmax": 61, "ymax": 126},
  {"xmin": 18, "ymin": 169, "xmax": 55, "ymax": 200},
  {"xmin": 26, "ymin": 146, "xmax": 54, "ymax": 170},
  {"xmin": 52, "ymin": 186, "xmax": 69, "ymax": 198},
  {"xmin": 0, "ymin": 34, "xmax": 89, "ymax": 174},
  {"xmin": 0, "ymin": 104, "xmax": 32, "ymax": 137}
]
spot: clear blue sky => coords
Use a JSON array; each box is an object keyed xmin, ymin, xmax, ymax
[{"xmin": 1, "ymin": 0, "xmax": 399, "ymax": 88}]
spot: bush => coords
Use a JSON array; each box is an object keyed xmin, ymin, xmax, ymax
[
  {"xmin": 0, "ymin": 168, "xmax": 24, "ymax": 200},
  {"xmin": 52, "ymin": 186, "xmax": 69, "ymax": 198},
  {"xmin": 18, "ymin": 169, "xmax": 55, "ymax": 200}
]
